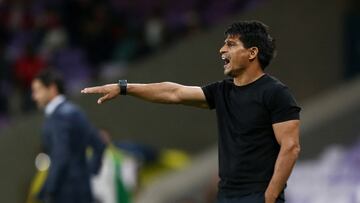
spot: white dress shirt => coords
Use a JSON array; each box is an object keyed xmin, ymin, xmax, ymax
[{"xmin": 45, "ymin": 95, "xmax": 66, "ymax": 116}]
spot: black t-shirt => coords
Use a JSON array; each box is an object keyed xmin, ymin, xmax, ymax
[{"xmin": 202, "ymin": 74, "xmax": 301, "ymax": 197}]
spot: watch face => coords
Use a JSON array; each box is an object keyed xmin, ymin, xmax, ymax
[{"xmin": 119, "ymin": 80, "xmax": 127, "ymax": 95}]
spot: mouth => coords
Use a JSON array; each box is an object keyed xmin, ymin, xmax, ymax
[{"xmin": 221, "ymin": 55, "xmax": 230, "ymax": 68}]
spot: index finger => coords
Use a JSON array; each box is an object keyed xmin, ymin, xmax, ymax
[{"xmin": 81, "ymin": 86, "xmax": 106, "ymax": 94}]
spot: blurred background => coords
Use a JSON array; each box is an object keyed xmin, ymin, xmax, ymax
[{"xmin": 0, "ymin": 0, "xmax": 360, "ymax": 202}]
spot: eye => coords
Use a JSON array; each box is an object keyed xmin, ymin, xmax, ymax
[{"xmin": 227, "ymin": 42, "xmax": 235, "ymax": 47}]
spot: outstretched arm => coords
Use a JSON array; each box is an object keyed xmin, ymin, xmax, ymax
[{"xmin": 81, "ymin": 82, "xmax": 209, "ymax": 108}]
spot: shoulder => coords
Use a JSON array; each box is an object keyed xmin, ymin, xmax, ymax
[
  {"xmin": 264, "ymin": 75, "xmax": 288, "ymax": 89},
  {"xmin": 260, "ymin": 75, "xmax": 298, "ymax": 105},
  {"xmin": 261, "ymin": 75, "xmax": 291, "ymax": 95},
  {"xmin": 55, "ymin": 101, "xmax": 83, "ymax": 119},
  {"xmin": 207, "ymin": 78, "xmax": 231, "ymax": 85},
  {"xmin": 203, "ymin": 78, "xmax": 233, "ymax": 89}
]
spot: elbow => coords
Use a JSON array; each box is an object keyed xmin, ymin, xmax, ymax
[
  {"xmin": 170, "ymin": 91, "xmax": 182, "ymax": 104},
  {"xmin": 282, "ymin": 142, "xmax": 301, "ymax": 159},
  {"xmin": 293, "ymin": 144, "xmax": 301, "ymax": 159},
  {"xmin": 146, "ymin": 82, "xmax": 179, "ymax": 104},
  {"xmin": 163, "ymin": 82, "xmax": 182, "ymax": 104}
]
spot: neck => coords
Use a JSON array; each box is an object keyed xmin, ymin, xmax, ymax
[
  {"xmin": 233, "ymin": 65, "xmax": 265, "ymax": 86},
  {"xmin": 48, "ymin": 94, "xmax": 58, "ymax": 103}
]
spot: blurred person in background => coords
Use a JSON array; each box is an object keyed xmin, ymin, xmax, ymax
[
  {"xmin": 81, "ymin": 20, "xmax": 301, "ymax": 203},
  {"xmin": 31, "ymin": 69, "xmax": 105, "ymax": 203}
]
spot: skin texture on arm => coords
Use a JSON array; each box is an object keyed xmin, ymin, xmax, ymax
[
  {"xmin": 265, "ymin": 119, "xmax": 300, "ymax": 203},
  {"xmin": 81, "ymin": 82, "xmax": 209, "ymax": 108}
]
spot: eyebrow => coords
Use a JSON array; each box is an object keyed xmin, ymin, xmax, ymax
[{"xmin": 224, "ymin": 39, "xmax": 237, "ymax": 44}]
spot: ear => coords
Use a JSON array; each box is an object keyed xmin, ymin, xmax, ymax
[
  {"xmin": 249, "ymin": 47, "xmax": 259, "ymax": 60},
  {"xmin": 49, "ymin": 83, "xmax": 59, "ymax": 95}
]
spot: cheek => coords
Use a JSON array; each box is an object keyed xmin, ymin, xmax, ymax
[
  {"xmin": 41, "ymin": 93, "xmax": 49, "ymax": 102},
  {"xmin": 233, "ymin": 52, "xmax": 248, "ymax": 64},
  {"xmin": 34, "ymin": 91, "xmax": 46, "ymax": 102},
  {"xmin": 231, "ymin": 55, "xmax": 244, "ymax": 65}
]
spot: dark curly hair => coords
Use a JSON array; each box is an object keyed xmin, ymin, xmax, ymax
[{"xmin": 225, "ymin": 20, "xmax": 276, "ymax": 69}]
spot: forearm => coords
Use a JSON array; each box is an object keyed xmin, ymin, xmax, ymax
[
  {"xmin": 127, "ymin": 82, "xmax": 183, "ymax": 104},
  {"xmin": 81, "ymin": 81, "xmax": 207, "ymax": 107},
  {"xmin": 266, "ymin": 146, "xmax": 299, "ymax": 200}
]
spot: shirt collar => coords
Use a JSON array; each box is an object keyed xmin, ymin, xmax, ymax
[{"xmin": 45, "ymin": 95, "xmax": 66, "ymax": 116}]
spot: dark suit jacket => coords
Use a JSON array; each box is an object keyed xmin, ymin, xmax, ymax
[{"xmin": 40, "ymin": 100, "xmax": 105, "ymax": 203}]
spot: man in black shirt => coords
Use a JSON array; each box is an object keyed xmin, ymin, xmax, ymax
[{"xmin": 82, "ymin": 21, "xmax": 301, "ymax": 203}]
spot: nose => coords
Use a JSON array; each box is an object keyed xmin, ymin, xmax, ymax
[{"xmin": 219, "ymin": 45, "xmax": 226, "ymax": 55}]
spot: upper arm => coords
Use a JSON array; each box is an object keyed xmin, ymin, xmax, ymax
[
  {"xmin": 267, "ymin": 85, "xmax": 301, "ymax": 148},
  {"xmin": 267, "ymin": 86, "xmax": 301, "ymax": 124},
  {"xmin": 176, "ymin": 85, "xmax": 209, "ymax": 108},
  {"xmin": 272, "ymin": 120, "xmax": 300, "ymax": 149}
]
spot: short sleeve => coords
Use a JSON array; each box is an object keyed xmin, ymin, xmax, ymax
[
  {"xmin": 267, "ymin": 86, "xmax": 301, "ymax": 124},
  {"xmin": 201, "ymin": 81, "xmax": 220, "ymax": 110}
]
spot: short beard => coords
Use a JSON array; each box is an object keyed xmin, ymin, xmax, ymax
[{"xmin": 224, "ymin": 66, "xmax": 245, "ymax": 78}]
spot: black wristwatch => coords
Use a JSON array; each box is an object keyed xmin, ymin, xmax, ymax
[{"xmin": 118, "ymin": 80, "xmax": 127, "ymax": 95}]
